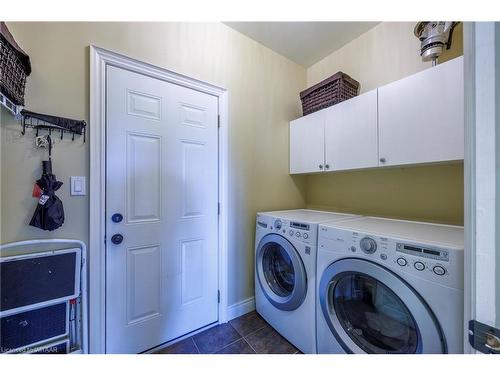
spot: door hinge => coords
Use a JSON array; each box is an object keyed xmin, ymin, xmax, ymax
[
  {"xmin": 217, "ymin": 290, "xmax": 220, "ymax": 303},
  {"xmin": 218, "ymin": 202, "xmax": 221, "ymax": 215},
  {"xmin": 468, "ymin": 320, "xmax": 500, "ymax": 354},
  {"xmin": 217, "ymin": 115, "xmax": 221, "ymax": 128}
]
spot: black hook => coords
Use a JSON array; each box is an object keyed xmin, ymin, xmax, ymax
[{"xmin": 47, "ymin": 134, "xmax": 52, "ymax": 161}]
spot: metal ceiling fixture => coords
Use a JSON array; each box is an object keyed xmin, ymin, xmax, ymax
[{"xmin": 414, "ymin": 22, "xmax": 459, "ymax": 65}]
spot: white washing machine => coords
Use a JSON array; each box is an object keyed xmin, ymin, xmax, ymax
[
  {"xmin": 316, "ymin": 217, "xmax": 464, "ymax": 354},
  {"xmin": 255, "ymin": 209, "xmax": 360, "ymax": 353}
]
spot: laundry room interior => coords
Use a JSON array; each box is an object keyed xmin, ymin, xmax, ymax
[{"xmin": 1, "ymin": 5, "xmax": 499, "ymax": 363}]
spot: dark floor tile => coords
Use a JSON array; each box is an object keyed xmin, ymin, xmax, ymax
[
  {"xmin": 154, "ymin": 338, "xmax": 198, "ymax": 354},
  {"xmin": 229, "ymin": 311, "xmax": 268, "ymax": 337},
  {"xmin": 192, "ymin": 323, "xmax": 241, "ymax": 354},
  {"xmin": 215, "ymin": 339, "xmax": 256, "ymax": 354},
  {"xmin": 245, "ymin": 325, "xmax": 298, "ymax": 354}
]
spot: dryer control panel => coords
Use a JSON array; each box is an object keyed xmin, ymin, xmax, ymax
[{"xmin": 318, "ymin": 225, "xmax": 463, "ymax": 290}]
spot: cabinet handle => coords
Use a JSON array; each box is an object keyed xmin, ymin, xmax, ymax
[
  {"xmin": 319, "ymin": 164, "xmax": 324, "ymax": 170},
  {"xmin": 325, "ymin": 164, "xmax": 330, "ymax": 170},
  {"xmin": 380, "ymin": 157, "xmax": 386, "ymax": 163}
]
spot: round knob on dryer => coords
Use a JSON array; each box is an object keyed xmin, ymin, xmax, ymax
[
  {"xmin": 274, "ymin": 219, "xmax": 282, "ymax": 230},
  {"xmin": 360, "ymin": 237, "xmax": 377, "ymax": 254},
  {"xmin": 414, "ymin": 261, "xmax": 425, "ymax": 271},
  {"xmin": 433, "ymin": 265, "xmax": 446, "ymax": 276},
  {"xmin": 397, "ymin": 257, "xmax": 408, "ymax": 267}
]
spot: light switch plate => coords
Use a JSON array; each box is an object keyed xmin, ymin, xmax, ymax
[{"xmin": 70, "ymin": 176, "xmax": 86, "ymax": 196}]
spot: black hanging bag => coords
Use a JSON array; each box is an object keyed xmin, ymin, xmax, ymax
[{"xmin": 29, "ymin": 136, "xmax": 65, "ymax": 231}]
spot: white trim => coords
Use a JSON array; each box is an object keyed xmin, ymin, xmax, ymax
[
  {"xmin": 89, "ymin": 45, "xmax": 229, "ymax": 354},
  {"xmin": 226, "ymin": 297, "xmax": 256, "ymax": 321},
  {"xmin": 463, "ymin": 21, "xmax": 476, "ymax": 354}
]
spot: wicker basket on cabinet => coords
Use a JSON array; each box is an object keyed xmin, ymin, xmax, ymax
[
  {"xmin": 300, "ymin": 72, "xmax": 359, "ymax": 116},
  {"xmin": 0, "ymin": 22, "xmax": 31, "ymax": 106}
]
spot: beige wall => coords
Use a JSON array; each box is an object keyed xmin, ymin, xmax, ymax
[
  {"xmin": 0, "ymin": 22, "xmax": 308, "ymax": 306},
  {"xmin": 305, "ymin": 22, "xmax": 464, "ymax": 225},
  {"xmin": 307, "ymin": 22, "xmax": 430, "ymax": 93},
  {"xmin": 0, "ymin": 21, "xmax": 466, "ymax": 313}
]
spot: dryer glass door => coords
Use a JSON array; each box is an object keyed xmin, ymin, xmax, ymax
[
  {"xmin": 256, "ymin": 233, "xmax": 307, "ymax": 311},
  {"xmin": 331, "ymin": 273, "xmax": 418, "ymax": 353},
  {"xmin": 319, "ymin": 258, "xmax": 445, "ymax": 354}
]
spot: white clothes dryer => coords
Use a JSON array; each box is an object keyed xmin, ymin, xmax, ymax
[{"xmin": 316, "ymin": 216, "xmax": 464, "ymax": 354}]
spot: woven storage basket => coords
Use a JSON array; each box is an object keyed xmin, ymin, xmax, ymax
[
  {"xmin": 300, "ymin": 72, "xmax": 359, "ymax": 116},
  {"xmin": 0, "ymin": 22, "xmax": 31, "ymax": 106}
]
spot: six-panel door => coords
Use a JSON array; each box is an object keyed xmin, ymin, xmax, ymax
[
  {"xmin": 289, "ymin": 109, "xmax": 326, "ymax": 174},
  {"xmin": 325, "ymin": 89, "xmax": 378, "ymax": 171},
  {"xmin": 378, "ymin": 56, "xmax": 464, "ymax": 167},
  {"xmin": 105, "ymin": 65, "xmax": 219, "ymax": 353}
]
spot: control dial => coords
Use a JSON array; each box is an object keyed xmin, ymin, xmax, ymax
[
  {"xmin": 360, "ymin": 237, "xmax": 377, "ymax": 254},
  {"xmin": 274, "ymin": 219, "xmax": 282, "ymax": 230}
]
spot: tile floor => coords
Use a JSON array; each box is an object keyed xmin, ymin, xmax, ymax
[{"xmin": 154, "ymin": 310, "xmax": 300, "ymax": 354}]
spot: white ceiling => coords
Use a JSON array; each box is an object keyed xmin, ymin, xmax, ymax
[{"xmin": 224, "ymin": 22, "xmax": 379, "ymax": 67}]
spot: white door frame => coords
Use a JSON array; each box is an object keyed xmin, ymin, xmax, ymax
[
  {"xmin": 89, "ymin": 45, "xmax": 229, "ymax": 354},
  {"xmin": 463, "ymin": 21, "xmax": 476, "ymax": 354},
  {"xmin": 463, "ymin": 22, "xmax": 500, "ymax": 353}
]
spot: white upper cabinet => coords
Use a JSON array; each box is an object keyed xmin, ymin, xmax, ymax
[
  {"xmin": 325, "ymin": 89, "xmax": 378, "ymax": 171},
  {"xmin": 378, "ymin": 56, "xmax": 464, "ymax": 167},
  {"xmin": 289, "ymin": 57, "xmax": 464, "ymax": 174},
  {"xmin": 290, "ymin": 109, "xmax": 325, "ymax": 174}
]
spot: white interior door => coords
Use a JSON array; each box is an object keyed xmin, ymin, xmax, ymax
[
  {"xmin": 105, "ymin": 65, "xmax": 219, "ymax": 353},
  {"xmin": 325, "ymin": 89, "xmax": 378, "ymax": 171}
]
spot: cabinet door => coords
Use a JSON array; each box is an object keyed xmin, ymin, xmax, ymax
[
  {"xmin": 378, "ymin": 56, "xmax": 464, "ymax": 167},
  {"xmin": 325, "ymin": 89, "xmax": 378, "ymax": 171},
  {"xmin": 290, "ymin": 110, "xmax": 325, "ymax": 174}
]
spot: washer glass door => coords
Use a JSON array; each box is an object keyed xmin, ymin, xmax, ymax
[
  {"xmin": 256, "ymin": 233, "xmax": 307, "ymax": 311},
  {"xmin": 319, "ymin": 258, "xmax": 445, "ymax": 354}
]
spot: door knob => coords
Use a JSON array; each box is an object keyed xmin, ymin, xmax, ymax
[
  {"xmin": 111, "ymin": 213, "xmax": 123, "ymax": 223},
  {"xmin": 111, "ymin": 234, "xmax": 123, "ymax": 245},
  {"xmin": 380, "ymin": 157, "xmax": 386, "ymax": 163},
  {"xmin": 325, "ymin": 164, "xmax": 330, "ymax": 170},
  {"xmin": 319, "ymin": 164, "xmax": 324, "ymax": 170}
]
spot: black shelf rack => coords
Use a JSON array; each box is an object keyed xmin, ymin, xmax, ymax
[{"xmin": 21, "ymin": 109, "xmax": 86, "ymax": 142}]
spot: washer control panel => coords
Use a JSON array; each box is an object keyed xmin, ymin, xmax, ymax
[
  {"xmin": 258, "ymin": 215, "xmax": 316, "ymax": 245},
  {"xmin": 287, "ymin": 221, "xmax": 312, "ymax": 243}
]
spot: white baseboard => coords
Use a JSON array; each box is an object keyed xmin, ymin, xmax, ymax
[{"xmin": 226, "ymin": 296, "xmax": 255, "ymax": 321}]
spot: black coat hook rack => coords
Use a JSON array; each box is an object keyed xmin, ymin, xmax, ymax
[{"xmin": 21, "ymin": 109, "xmax": 86, "ymax": 142}]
